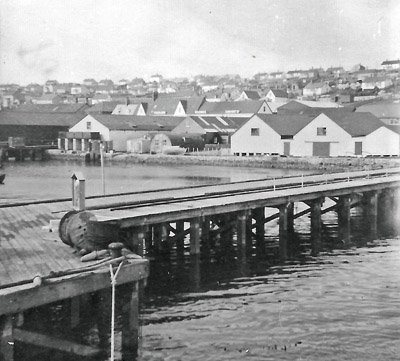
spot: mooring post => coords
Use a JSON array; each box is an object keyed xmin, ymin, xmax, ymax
[
  {"xmin": 337, "ymin": 195, "xmax": 351, "ymax": 245},
  {"xmin": 253, "ymin": 207, "xmax": 265, "ymax": 255},
  {"xmin": 121, "ymin": 282, "xmax": 140, "ymax": 359},
  {"xmin": 190, "ymin": 217, "xmax": 201, "ymax": 255},
  {"xmin": 153, "ymin": 223, "xmax": 168, "ymax": 255},
  {"xmin": 310, "ymin": 198, "xmax": 322, "ymax": 256},
  {"xmin": 201, "ymin": 216, "xmax": 211, "ymax": 255},
  {"xmin": 71, "ymin": 172, "xmax": 86, "ymax": 211}
]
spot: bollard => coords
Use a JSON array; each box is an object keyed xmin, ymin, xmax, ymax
[{"xmin": 109, "ymin": 242, "xmax": 124, "ymax": 258}]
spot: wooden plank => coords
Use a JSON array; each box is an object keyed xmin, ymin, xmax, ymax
[
  {"xmin": 0, "ymin": 259, "xmax": 148, "ymax": 315},
  {"xmin": 13, "ymin": 328, "xmax": 101, "ymax": 357}
]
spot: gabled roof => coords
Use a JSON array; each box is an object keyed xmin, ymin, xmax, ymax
[
  {"xmin": 268, "ymin": 89, "xmax": 287, "ymax": 98},
  {"xmin": 149, "ymin": 96, "xmax": 205, "ymax": 115},
  {"xmin": 112, "ymin": 104, "xmax": 139, "ymax": 115},
  {"xmin": 0, "ymin": 111, "xmax": 83, "ymax": 127},
  {"xmin": 242, "ymin": 90, "xmax": 260, "ymax": 100},
  {"xmin": 198, "ymin": 100, "xmax": 269, "ymax": 115},
  {"xmin": 14, "ymin": 103, "xmax": 89, "ymax": 113},
  {"xmin": 85, "ymin": 114, "xmax": 185, "ymax": 131},
  {"xmin": 325, "ymin": 111, "xmax": 389, "ymax": 137},
  {"xmin": 255, "ymin": 114, "xmax": 313, "ymax": 136}
]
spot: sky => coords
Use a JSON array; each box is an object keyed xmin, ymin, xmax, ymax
[{"xmin": 1, "ymin": 0, "xmax": 399, "ymax": 85}]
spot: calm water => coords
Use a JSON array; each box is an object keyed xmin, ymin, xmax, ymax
[{"xmin": 2, "ymin": 160, "xmax": 399, "ymax": 361}]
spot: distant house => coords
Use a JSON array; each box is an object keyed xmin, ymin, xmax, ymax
[
  {"xmin": 83, "ymin": 79, "xmax": 98, "ymax": 87},
  {"xmin": 235, "ymin": 90, "xmax": 260, "ymax": 101},
  {"xmin": 1, "ymin": 90, "xmax": 25, "ymax": 108},
  {"xmin": 112, "ymin": 104, "xmax": 139, "ymax": 115},
  {"xmin": 264, "ymin": 89, "xmax": 288, "ymax": 102},
  {"xmin": 303, "ymin": 82, "xmax": 331, "ymax": 98},
  {"xmin": 361, "ymin": 76, "xmax": 393, "ymax": 90},
  {"xmin": 149, "ymin": 96, "xmax": 206, "ymax": 116},
  {"xmin": 231, "ymin": 112, "xmax": 399, "ymax": 157},
  {"xmin": 32, "ymin": 94, "xmax": 62, "ymax": 105},
  {"xmin": 86, "ymin": 101, "xmax": 125, "ymax": 114},
  {"xmin": 326, "ymin": 67, "xmax": 345, "ymax": 78},
  {"xmin": 381, "ymin": 60, "xmax": 400, "ymax": 71}
]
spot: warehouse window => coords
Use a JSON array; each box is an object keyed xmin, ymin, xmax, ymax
[
  {"xmin": 251, "ymin": 128, "xmax": 260, "ymax": 136},
  {"xmin": 86, "ymin": 121, "xmax": 92, "ymax": 130},
  {"xmin": 317, "ymin": 127, "xmax": 327, "ymax": 136}
]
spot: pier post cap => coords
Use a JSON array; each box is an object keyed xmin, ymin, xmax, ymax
[{"xmin": 108, "ymin": 242, "xmax": 124, "ymax": 258}]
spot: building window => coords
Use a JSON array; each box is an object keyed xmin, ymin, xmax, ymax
[
  {"xmin": 251, "ymin": 128, "xmax": 260, "ymax": 136},
  {"xmin": 86, "ymin": 121, "xmax": 91, "ymax": 130},
  {"xmin": 317, "ymin": 127, "xmax": 327, "ymax": 136}
]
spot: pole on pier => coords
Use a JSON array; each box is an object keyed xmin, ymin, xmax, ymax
[
  {"xmin": 310, "ymin": 198, "xmax": 322, "ymax": 256},
  {"xmin": 71, "ymin": 172, "xmax": 86, "ymax": 211},
  {"xmin": 100, "ymin": 143, "xmax": 105, "ymax": 195},
  {"xmin": 190, "ymin": 217, "xmax": 201, "ymax": 255}
]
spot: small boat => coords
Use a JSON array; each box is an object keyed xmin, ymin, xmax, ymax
[{"xmin": 0, "ymin": 173, "xmax": 5, "ymax": 184}]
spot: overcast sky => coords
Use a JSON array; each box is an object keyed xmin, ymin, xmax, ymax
[{"xmin": 1, "ymin": 0, "xmax": 399, "ymax": 85}]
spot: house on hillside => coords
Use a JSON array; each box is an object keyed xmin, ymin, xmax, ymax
[
  {"xmin": 381, "ymin": 60, "xmax": 400, "ymax": 71},
  {"xmin": 361, "ymin": 76, "xmax": 393, "ymax": 90},
  {"xmin": 32, "ymin": 94, "xmax": 62, "ymax": 105},
  {"xmin": 149, "ymin": 96, "xmax": 205, "ymax": 116},
  {"xmin": 235, "ymin": 90, "xmax": 260, "ymax": 101},
  {"xmin": 231, "ymin": 112, "xmax": 399, "ymax": 157},
  {"xmin": 264, "ymin": 89, "xmax": 288, "ymax": 102},
  {"xmin": 303, "ymin": 82, "xmax": 331, "ymax": 98}
]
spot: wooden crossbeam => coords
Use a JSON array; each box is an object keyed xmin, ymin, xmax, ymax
[{"xmin": 13, "ymin": 328, "xmax": 102, "ymax": 357}]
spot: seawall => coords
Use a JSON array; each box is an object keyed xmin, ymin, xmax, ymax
[{"xmin": 47, "ymin": 150, "xmax": 400, "ymax": 172}]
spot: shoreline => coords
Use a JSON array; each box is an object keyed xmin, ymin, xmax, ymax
[{"xmin": 47, "ymin": 150, "xmax": 400, "ymax": 172}]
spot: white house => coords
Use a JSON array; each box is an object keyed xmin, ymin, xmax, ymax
[
  {"xmin": 361, "ymin": 76, "xmax": 393, "ymax": 90},
  {"xmin": 264, "ymin": 89, "xmax": 288, "ymax": 102},
  {"xmin": 303, "ymin": 82, "xmax": 331, "ymax": 98}
]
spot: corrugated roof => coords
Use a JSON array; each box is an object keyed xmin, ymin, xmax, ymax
[{"xmin": 187, "ymin": 116, "xmax": 240, "ymax": 132}]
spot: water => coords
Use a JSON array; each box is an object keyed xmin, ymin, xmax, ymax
[{"xmin": 2, "ymin": 160, "xmax": 399, "ymax": 361}]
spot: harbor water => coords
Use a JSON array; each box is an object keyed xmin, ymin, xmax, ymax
[{"xmin": 1, "ymin": 160, "xmax": 399, "ymax": 361}]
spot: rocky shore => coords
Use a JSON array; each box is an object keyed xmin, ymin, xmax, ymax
[{"xmin": 47, "ymin": 150, "xmax": 400, "ymax": 172}]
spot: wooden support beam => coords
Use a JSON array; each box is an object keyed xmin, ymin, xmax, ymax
[
  {"xmin": 310, "ymin": 198, "xmax": 322, "ymax": 256},
  {"xmin": 121, "ymin": 282, "xmax": 140, "ymax": 358},
  {"xmin": 175, "ymin": 221, "xmax": 185, "ymax": 255},
  {"xmin": 13, "ymin": 328, "xmax": 102, "ymax": 357},
  {"xmin": 0, "ymin": 315, "xmax": 13, "ymax": 361},
  {"xmin": 337, "ymin": 195, "xmax": 351, "ymax": 245},
  {"xmin": 70, "ymin": 296, "xmax": 80, "ymax": 329},
  {"xmin": 236, "ymin": 211, "xmax": 247, "ymax": 253},
  {"xmin": 201, "ymin": 216, "xmax": 211, "ymax": 254},
  {"xmin": 278, "ymin": 204, "xmax": 289, "ymax": 260},
  {"xmin": 190, "ymin": 217, "xmax": 201, "ymax": 255},
  {"xmin": 364, "ymin": 191, "xmax": 378, "ymax": 237}
]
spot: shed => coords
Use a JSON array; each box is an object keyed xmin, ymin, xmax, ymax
[{"xmin": 150, "ymin": 133, "xmax": 205, "ymax": 154}]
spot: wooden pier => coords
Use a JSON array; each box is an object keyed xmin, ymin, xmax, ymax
[
  {"xmin": 0, "ymin": 195, "xmax": 149, "ymax": 360},
  {"xmin": 1, "ymin": 167, "xmax": 399, "ymax": 359}
]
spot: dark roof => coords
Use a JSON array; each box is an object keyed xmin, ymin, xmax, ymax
[
  {"xmin": 85, "ymin": 114, "xmax": 184, "ymax": 131},
  {"xmin": 86, "ymin": 101, "xmax": 124, "ymax": 114},
  {"xmin": 256, "ymin": 114, "xmax": 313, "ymax": 136},
  {"xmin": 325, "ymin": 112, "xmax": 389, "ymax": 136},
  {"xmin": 382, "ymin": 60, "xmax": 400, "ymax": 65},
  {"xmin": 242, "ymin": 90, "xmax": 260, "ymax": 100},
  {"xmin": 355, "ymin": 100, "xmax": 400, "ymax": 118},
  {"xmin": 268, "ymin": 89, "xmax": 287, "ymax": 98},
  {"xmin": 198, "ymin": 100, "xmax": 269, "ymax": 115},
  {"xmin": 13, "ymin": 103, "xmax": 89, "ymax": 113},
  {"xmin": 0, "ymin": 111, "xmax": 83, "ymax": 127}
]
